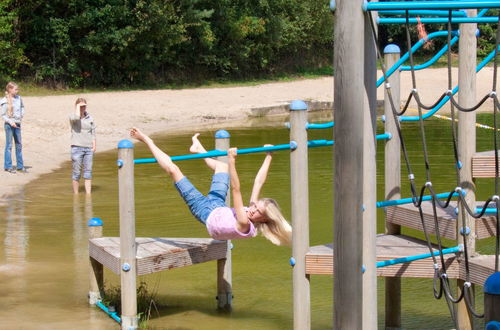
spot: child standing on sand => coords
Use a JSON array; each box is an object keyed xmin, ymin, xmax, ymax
[
  {"xmin": 130, "ymin": 128, "xmax": 292, "ymax": 246},
  {"xmin": 1, "ymin": 82, "xmax": 26, "ymax": 173}
]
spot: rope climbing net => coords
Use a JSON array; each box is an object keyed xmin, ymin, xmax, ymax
[{"xmin": 367, "ymin": 6, "xmax": 500, "ymax": 324}]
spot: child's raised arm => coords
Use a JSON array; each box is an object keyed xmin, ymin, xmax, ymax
[
  {"xmin": 250, "ymin": 144, "xmax": 273, "ymax": 204},
  {"xmin": 228, "ymin": 148, "xmax": 250, "ymax": 233}
]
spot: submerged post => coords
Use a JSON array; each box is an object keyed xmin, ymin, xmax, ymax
[
  {"xmin": 88, "ymin": 217, "xmax": 104, "ymax": 305},
  {"xmin": 289, "ymin": 100, "xmax": 310, "ymax": 330},
  {"xmin": 334, "ymin": 0, "xmax": 364, "ymax": 328},
  {"xmin": 117, "ymin": 140, "xmax": 138, "ymax": 330},
  {"xmin": 215, "ymin": 130, "xmax": 232, "ymax": 311},
  {"xmin": 384, "ymin": 44, "xmax": 402, "ymax": 329},
  {"xmin": 457, "ymin": 9, "xmax": 477, "ymax": 329}
]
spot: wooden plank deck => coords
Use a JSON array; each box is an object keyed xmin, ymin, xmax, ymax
[
  {"xmin": 305, "ymin": 234, "xmax": 459, "ymax": 278},
  {"xmin": 89, "ymin": 237, "xmax": 228, "ymax": 276},
  {"xmin": 386, "ymin": 201, "xmax": 497, "ymax": 240},
  {"xmin": 461, "ymin": 254, "xmax": 497, "ymax": 286},
  {"xmin": 472, "ymin": 150, "xmax": 500, "ymax": 178}
]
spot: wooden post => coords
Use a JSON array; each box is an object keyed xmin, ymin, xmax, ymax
[
  {"xmin": 289, "ymin": 100, "xmax": 310, "ymax": 330},
  {"xmin": 215, "ymin": 130, "xmax": 232, "ymax": 311},
  {"xmin": 118, "ymin": 140, "xmax": 138, "ymax": 330},
  {"xmin": 457, "ymin": 9, "xmax": 477, "ymax": 330},
  {"xmin": 363, "ymin": 5, "xmax": 378, "ymax": 329},
  {"xmin": 384, "ymin": 44, "xmax": 402, "ymax": 330},
  {"xmin": 88, "ymin": 217, "xmax": 104, "ymax": 305},
  {"xmin": 334, "ymin": 0, "xmax": 364, "ymax": 328}
]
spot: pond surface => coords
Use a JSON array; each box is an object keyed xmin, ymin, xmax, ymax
[{"xmin": 0, "ymin": 112, "xmax": 497, "ymax": 329}]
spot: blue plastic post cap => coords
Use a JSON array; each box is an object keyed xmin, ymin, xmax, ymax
[
  {"xmin": 486, "ymin": 321, "xmax": 500, "ymax": 330},
  {"xmin": 484, "ymin": 272, "xmax": 500, "ymax": 294},
  {"xmin": 118, "ymin": 139, "xmax": 134, "ymax": 149},
  {"xmin": 215, "ymin": 130, "xmax": 231, "ymax": 139},
  {"xmin": 88, "ymin": 217, "xmax": 103, "ymax": 227},
  {"xmin": 384, "ymin": 44, "xmax": 400, "ymax": 54},
  {"xmin": 290, "ymin": 100, "xmax": 308, "ymax": 111}
]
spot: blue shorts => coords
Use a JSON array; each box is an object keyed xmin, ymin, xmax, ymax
[{"xmin": 174, "ymin": 172, "xmax": 229, "ymax": 224}]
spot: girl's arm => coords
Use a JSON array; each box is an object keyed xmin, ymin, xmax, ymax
[
  {"xmin": 228, "ymin": 148, "xmax": 250, "ymax": 233},
  {"xmin": 249, "ymin": 144, "xmax": 273, "ymax": 203}
]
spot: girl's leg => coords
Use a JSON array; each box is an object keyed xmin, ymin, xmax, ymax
[
  {"xmin": 13, "ymin": 125, "xmax": 23, "ymax": 170},
  {"xmin": 189, "ymin": 133, "xmax": 227, "ymax": 173},
  {"xmin": 4, "ymin": 124, "xmax": 13, "ymax": 170},
  {"xmin": 130, "ymin": 128, "xmax": 184, "ymax": 182}
]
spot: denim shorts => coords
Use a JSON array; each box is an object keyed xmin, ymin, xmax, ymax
[
  {"xmin": 174, "ymin": 172, "xmax": 229, "ymax": 224},
  {"xmin": 71, "ymin": 146, "xmax": 93, "ymax": 180}
]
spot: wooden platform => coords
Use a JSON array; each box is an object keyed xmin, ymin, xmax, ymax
[
  {"xmin": 306, "ymin": 234, "xmax": 498, "ymax": 286},
  {"xmin": 305, "ymin": 234, "xmax": 459, "ymax": 278},
  {"xmin": 386, "ymin": 201, "xmax": 497, "ymax": 240},
  {"xmin": 472, "ymin": 150, "xmax": 500, "ymax": 178},
  {"xmin": 89, "ymin": 237, "xmax": 228, "ymax": 276}
]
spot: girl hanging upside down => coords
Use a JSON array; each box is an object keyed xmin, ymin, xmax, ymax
[{"xmin": 130, "ymin": 128, "xmax": 292, "ymax": 246}]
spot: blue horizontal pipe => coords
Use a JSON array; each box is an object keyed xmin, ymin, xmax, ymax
[
  {"xmin": 134, "ymin": 133, "xmax": 395, "ymax": 164},
  {"xmin": 376, "ymin": 191, "xmax": 458, "ymax": 208},
  {"xmin": 400, "ymin": 44, "xmax": 500, "ymax": 121},
  {"xmin": 365, "ymin": 1, "xmax": 500, "ymax": 11},
  {"xmin": 465, "ymin": 207, "xmax": 497, "ymax": 215},
  {"xmin": 96, "ymin": 301, "xmax": 121, "ymax": 324},
  {"xmin": 134, "ymin": 143, "xmax": 297, "ymax": 164},
  {"xmin": 376, "ymin": 31, "xmax": 458, "ymax": 87},
  {"xmin": 306, "ymin": 121, "xmax": 335, "ymax": 129},
  {"xmin": 379, "ymin": 16, "xmax": 498, "ymax": 24},
  {"xmin": 376, "ymin": 245, "xmax": 462, "ymax": 268},
  {"xmin": 401, "ymin": 36, "xmax": 459, "ymax": 71},
  {"xmin": 379, "ymin": 9, "xmax": 467, "ymax": 17}
]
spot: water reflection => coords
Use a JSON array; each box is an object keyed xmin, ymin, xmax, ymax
[{"xmin": 3, "ymin": 189, "xmax": 28, "ymax": 268}]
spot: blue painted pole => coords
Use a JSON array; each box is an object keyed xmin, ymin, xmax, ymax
[
  {"xmin": 376, "ymin": 31, "xmax": 458, "ymax": 87},
  {"xmin": 96, "ymin": 301, "xmax": 121, "ymax": 324},
  {"xmin": 376, "ymin": 245, "xmax": 462, "ymax": 268},
  {"xmin": 378, "ymin": 17, "xmax": 498, "ymax": 24},
  {"xmin": 376, "ymin": 192, "xmax": 458, "ymax": 208},
  {"xmin": 365, "ymin": 1, "xmax": 500, "ymax": 11},
  {"xmin": 400, "ymin": 36, "xmax": 459, "ymax": 71},
  {"xmin": 306, "ymin": 121, "xmax": 335, "ymax": 129},
  {"xmin": 379, "ymin": 9, "xmax": 467, "ymax": 17}
]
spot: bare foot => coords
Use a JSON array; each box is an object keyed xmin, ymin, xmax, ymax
[
  {"xmin": 189, "ymin": 133, "xmax": 204, "ymax": 153},
  {"xmin": 130, "ymin": 127, "xmax": 146, "ymax": 142}
]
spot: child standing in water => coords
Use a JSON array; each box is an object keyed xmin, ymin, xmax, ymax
[{"xmin": 130, "ymin": 128, "xmax": 292, "ymax": 246}]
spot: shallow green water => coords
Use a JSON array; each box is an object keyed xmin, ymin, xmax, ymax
[{"xmin": 0, "ymin": 112, "xmax": 497, "ymax": 329}]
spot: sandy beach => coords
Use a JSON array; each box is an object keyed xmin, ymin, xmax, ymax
[{"xmin": 0, "ymin": 67, "xmax": 496, "ymax": 202}]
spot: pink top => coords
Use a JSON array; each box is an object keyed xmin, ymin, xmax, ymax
[{"xmin": 206, "ymin": 207, "xmax": 257, "ymax": 240}]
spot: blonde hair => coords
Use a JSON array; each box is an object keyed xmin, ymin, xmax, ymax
[
  {"xmin": 255, "ymin": 198, "xmax": 292, "ymax": 246},
  {"xmin": 75, "ymin": 97, "xmax": 87, "ymax": 106},
  {"xmin": 5, "ymin": 82, "xmax": 18, "ymax": 117}
]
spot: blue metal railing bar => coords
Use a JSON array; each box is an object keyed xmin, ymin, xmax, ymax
[
  {"xmin": 133, "ymin": 134, "xmax": 391, "ymax": 164},
  {"xmin": 376, "ymin": 191, "xmax": 459, "ymax": 208},
  {"xmin": 378, "ymin": 16, "xmax": 498, "ymax": 24},
  {"xmin": 365, "ymin": 1, "xmax": 500, "ymax": 11},
  {"xmin": 379, "ymin": 9, "xmax": 467, "ymax": 17},
  {"xmin": 376, "ymin": 245, "xmax": 463, "ymax": 268},
  {"xmin": 96, "ymin": 301, "xmax": 121, "ymax": 324}
]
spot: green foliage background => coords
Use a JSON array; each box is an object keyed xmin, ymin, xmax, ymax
[
  {"xmin": 1, "ymin": 0, "xmax": 333, "ymax": 87},
  {"xmin": 0, "ymin": 1, "xmax": 497, "ymax": 88}
]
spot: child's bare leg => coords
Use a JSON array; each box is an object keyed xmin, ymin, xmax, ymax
[
  {"xmin": 189, "ymin": 133, "xmax": 225, "ymax": 171},
  {"xmin": 130, "ymin": 128, "xmax": 184, "ymax": 182}
]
